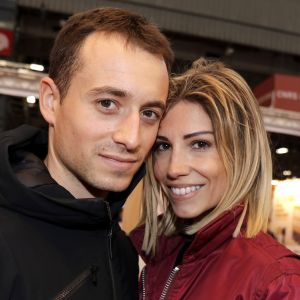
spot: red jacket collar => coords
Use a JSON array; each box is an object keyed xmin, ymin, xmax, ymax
[{"xmin": 131, "ymin": 204, "xmax": 245, "ymax": 263}]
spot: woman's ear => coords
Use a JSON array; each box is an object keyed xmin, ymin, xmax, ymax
[{"xmin": 39, "ymin": 77, "xmax": 60, "ymax": 126}]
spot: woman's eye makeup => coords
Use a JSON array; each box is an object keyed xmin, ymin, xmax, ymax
[
  {"xmin": 153, "ymin": 133, "xmax": 214, "ymax": 154},
  {"xmin": 192, "ymin": 140, "xmax": 212, "ymax": 149},
  {"xmin": 153, "ymin": 141, "xmax": 170, "ymax": 152}
]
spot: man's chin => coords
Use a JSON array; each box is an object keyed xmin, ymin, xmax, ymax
[
  {"xmin": 107, "ymin": 181, "xmax": 132, "ymax": 193},
  {"xmin": 97, "ymin": 177, "xmax": 133, "ymax": 193}
]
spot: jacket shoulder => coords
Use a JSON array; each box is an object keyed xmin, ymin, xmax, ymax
[{"xmin": 244, "ymin": 233, "xmax": 300, "ymax": 299}]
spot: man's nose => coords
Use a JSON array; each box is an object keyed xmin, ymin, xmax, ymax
[{"xmin": 112, "ymin": 113, "xmax": 141, "ymax": 151}]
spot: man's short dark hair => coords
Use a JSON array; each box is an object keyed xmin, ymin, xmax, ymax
[{"xmin": 49, "ymin": 7, "xmax": 174, "ymax": 99}]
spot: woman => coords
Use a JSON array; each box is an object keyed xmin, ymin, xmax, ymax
[{"xmin": 131, "ymin": 58, "xmax": 300, "ymax": 299}]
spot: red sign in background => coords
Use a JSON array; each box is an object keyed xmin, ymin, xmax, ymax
[
  {"xmin": 0, "ymin": 28, "xmax": 13, "ymax": 57},
  {"xmin": 253, "ymin": 74, "xmax": 300, "ymax": 113}
]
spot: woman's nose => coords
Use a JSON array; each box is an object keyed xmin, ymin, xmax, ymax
[{"xmin": 167, "ymin": 150, "xmax": 190, "ymax": 179}]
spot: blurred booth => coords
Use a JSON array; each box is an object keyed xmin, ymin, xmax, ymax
[
  {"xmin": 0, "ymin": 60, "xmax": 45, "ymax": 130},
  {"xmin": 254, "ymin": 75, "xmax": 300, "ymax": 253},
  {"xmin": 254, "ymin": 73, "xmax": 300, "ymax": 137}
]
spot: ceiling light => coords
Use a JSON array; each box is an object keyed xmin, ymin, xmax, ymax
[
  {"xmin": 26, "ymin": 95, "xmax": 36, "ymax": 104},
  {"xmin": 225, "ymin": 46, "xmax": 234, "ymax": 56},
  {"xmin": 283, "ymin": 170, "xmax": 292, "ymax": 176},
  {"xmin": 29, "ymin": 63, "xmax": 44, "ymax": 72},
  {"xmin": 276, "ymin": 147, "xmax": 289, "ymax": 154}
]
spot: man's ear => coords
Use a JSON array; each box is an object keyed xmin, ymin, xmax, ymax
[{"xmin": 39, "ymin": 77, "xmax": 61, "ymax": 126}]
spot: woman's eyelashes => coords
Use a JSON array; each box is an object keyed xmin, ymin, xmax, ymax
[
  {"xmin": 192, "ymin": 139, "xmax": 212, "ymax": 150},
  {"xmin": 153, "ymin": 141, "xmax": 170, "ymax": 153},
  {"xmin": 153, "ymin": 138, "xmax": 213, "ymax": 153}
]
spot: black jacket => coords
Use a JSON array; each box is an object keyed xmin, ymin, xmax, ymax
[{"xmin": 0, "ymin": 125, "xmax": 141, "ymax": 300}]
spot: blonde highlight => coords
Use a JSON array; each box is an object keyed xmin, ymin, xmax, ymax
[{"xmin": 141, "ymin": 58, "xmax": 272, "ymax": 256}]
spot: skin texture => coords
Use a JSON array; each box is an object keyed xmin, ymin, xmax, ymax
[
  {"xmin": 153, "ymin": 101, "xmax": 227, "ymax": 219},
  {"xmin": 39, "ymin": 32, "xmax": 169, "ymax": 198}
]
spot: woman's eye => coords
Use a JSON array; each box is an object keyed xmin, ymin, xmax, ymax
[
  {"xmin": 154, "ymin": 142, "xmax": 170, "ymax": 152},
  {"xmin": 192, "ymin": 140, "xmax": 211, "ymax": 150}
]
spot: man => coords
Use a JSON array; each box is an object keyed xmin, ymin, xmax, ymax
[{"xmin": 0, "ymin": 7, "xmax": 173, "ymax": 300}]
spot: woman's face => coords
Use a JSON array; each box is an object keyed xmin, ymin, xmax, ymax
[{"xmin": 154, "ymin": 100, "xmax": 227, "ymax": 219}]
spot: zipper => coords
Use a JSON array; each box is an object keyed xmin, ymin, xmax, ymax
[
  {"xmin": 105, "ymin": 200, "xmax": 117, "ymax": 300},
  {"xmin": 141, "ymin": 266, "xmax": 146, "ymax": 300},
  {"xmin": 141, "ymin": 266, "xmax": 180, "ymax": 300},
  {"xmin": 52, "ymin": 202, "xmax": 116, "ymax": 300},
  {"xmin": 52, "ymin": 265, "xmax": 98, "ymax": 300},
  {"xmin": 159, "ymin": 266, "xmax": 180, "ymax": 300}
]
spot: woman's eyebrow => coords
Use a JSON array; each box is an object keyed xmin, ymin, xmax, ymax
[
  {"xmin": 156, "ymin": 135, "xmax": 169, "ymax": 141},
  {"xmin": 183, "ymin": 131, "xmax": 214, "ymax": 139},
  {"xmin": 156, "ymin": 131, "xmax": 213, "ymax": 141}
]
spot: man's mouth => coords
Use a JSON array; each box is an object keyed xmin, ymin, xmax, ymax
[{"xmin": 100, "ymin": 153, "xmax": 138, "ymax": 163}]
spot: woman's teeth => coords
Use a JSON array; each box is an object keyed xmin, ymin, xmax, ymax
[{"xmin": 171, "ymin": 185, "xmax": 202, "ymax": 196}]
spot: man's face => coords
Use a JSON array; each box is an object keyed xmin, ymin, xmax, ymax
[{"xmin": 48, "ymin": 33, "xmax": 169, "ymax": 198}]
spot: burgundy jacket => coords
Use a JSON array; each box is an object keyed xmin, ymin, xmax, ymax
[{"xmin": 131, "ymin": 206, "xmax": 300, "ymax": 299}]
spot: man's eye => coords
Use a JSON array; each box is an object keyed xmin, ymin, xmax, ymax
[
  {"xmin": 98, "ymin": 99, "xmax": 116, "ymax": 109},
  {"xmin": 142, "ymin": 110, "xmax": 160, "ymax": 120}
]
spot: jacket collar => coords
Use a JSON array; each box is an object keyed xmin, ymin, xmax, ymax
[
  {"xmin": 0, "ymin": 125, "xmax": 144, "ymax": 229},
  {"xmin": 132, "ymin": 205, "xmax": 244, "ymax": 263},
  {"xmin": 183, "ymin": 205, "xmax": 244, "ymax": 260}
]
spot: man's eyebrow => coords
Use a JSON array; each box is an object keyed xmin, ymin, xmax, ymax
[
  {"xmin": 143, "ymin": 101, "xmax": 166, "ymax": 111},
  {"xmin": 183, "ymin": 131, "xmax": 214, "ymax": 139},
  {"xmin": 87, "ymin": 86, "xmax": 128, "ymax": 97}
]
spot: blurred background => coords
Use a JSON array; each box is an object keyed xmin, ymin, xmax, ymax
[{"xmin": 0, "ymin": 0, "xmax": 299, "ymax": 249}]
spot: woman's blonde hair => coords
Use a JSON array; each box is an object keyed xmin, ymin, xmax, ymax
[{"xmin": 141, "ymin": 58, "xmax": 273, "ymax": 256}]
